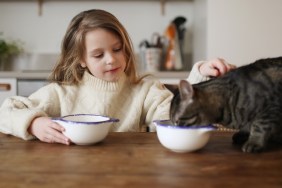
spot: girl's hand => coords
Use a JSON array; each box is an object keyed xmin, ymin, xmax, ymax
[
  {"xmin": 28, "ymin": 117, "xmax": 71, "ymax": 145},
  {"xmin": 199, "ymin": 58, "xmax": 236, "ymax": 77}
]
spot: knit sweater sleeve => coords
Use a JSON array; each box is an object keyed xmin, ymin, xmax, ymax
[
  {"xmin": 0, "ymin": 84, "xmax": 61, "ymax": 140},
  {"xmin": 187, "ymin": 61, "xmax": 210, "ymax": 84},
  {"xmin": 142, "ymin": 79, "xmax": 173, "ymax": 132}
]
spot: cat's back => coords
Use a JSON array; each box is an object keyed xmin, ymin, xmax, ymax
[
  {"xmin": 229, "ymin": 56, "xmax": 282, "ymax": 84},
  {"xmin": 193, "ymin": 56, "xmax": 282, "ymax": 94},
  {"xmin": 252, "ymin": 56, "xmax": 282, "ymax": 80}
]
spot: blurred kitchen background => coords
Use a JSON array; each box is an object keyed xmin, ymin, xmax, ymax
[{"xmin": 1, "ymin": 0, "xmax": 282, "ymax": 103}]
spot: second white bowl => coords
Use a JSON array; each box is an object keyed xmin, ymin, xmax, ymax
[{"xmin": 154, "ymin": 120, "xmax": 216, "ymax": 153}]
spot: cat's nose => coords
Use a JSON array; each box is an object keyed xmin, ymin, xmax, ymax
[{"xmin": 175, "ymin": 120, "xmax": 180, "ymax": 126}]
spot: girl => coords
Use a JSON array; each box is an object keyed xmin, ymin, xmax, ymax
[{"xmin": 0, "ymin": 9, "xmax": 234, "ymax": 145}]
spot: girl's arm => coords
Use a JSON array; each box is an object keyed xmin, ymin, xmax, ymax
[
  {"xmin": 142, "ymin": 80, "xmax": 173, "ymax": 132},
  {"xmin": 0, "ymin": 84, "xmax": 62, "ymax": 141},
  {"xmin": 187, "ymin": 58, "xmax": 236, "ymax": 84}
]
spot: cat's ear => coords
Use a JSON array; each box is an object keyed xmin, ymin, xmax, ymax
[{"xmin": 179, "ymin": 80, "xmax": 194, "ymax": 100}]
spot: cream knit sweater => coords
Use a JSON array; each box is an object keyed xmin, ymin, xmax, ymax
[{"xmin": 0, "ymin": 61, "xmax": 207, "ymax": 140}]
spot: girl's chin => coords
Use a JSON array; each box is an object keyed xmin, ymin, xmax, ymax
[
  {"xmin": 107, "ymin": 77, "xmax": 119, "ymax": 82},
  {"xmin": 104, "ymin": 74, "xmax": 122, "ymax": 82},
  {"xmin": 104, "ymin": 70, "xmax": 124, "ymax": 82}
]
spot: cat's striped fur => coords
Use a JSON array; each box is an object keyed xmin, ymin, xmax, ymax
[{"xmin": 169, "ymin": 57, "xmax": 282, "ymax": 153}]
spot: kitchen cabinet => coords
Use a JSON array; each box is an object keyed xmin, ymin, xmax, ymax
[
  {"xmin": 17, "ymin": 79, "xmax": 47, "ymax": 97},
  {"xmin": 0, "ymin": 71, "xmax": 49, "ymax": 103},
  {"xmin": 0, "ymin": 78, "xmax": 16, "ymax": 104}
]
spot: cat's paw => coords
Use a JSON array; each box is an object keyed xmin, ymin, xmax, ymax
[{"xmin": 242, "ymin": 141, "xmax": 264, "ymax": 153}]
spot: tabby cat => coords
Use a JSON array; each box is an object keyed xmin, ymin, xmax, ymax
[{"xmin": 169, "ymin": 57, "xmax": 282, "ymax": 153}]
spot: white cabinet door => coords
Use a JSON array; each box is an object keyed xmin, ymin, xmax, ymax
[
  {"xmin": 0, "ymin": 78, "xmax": 17, "ymax": 105},
  {"xmin": 17, "ymin": 79, "xmax": 47, "ymax": 97}
]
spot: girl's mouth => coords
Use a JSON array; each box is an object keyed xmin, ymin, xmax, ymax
[{"xmin": 104, "ymin": 67, "xmax": 120, "ymax": 73}]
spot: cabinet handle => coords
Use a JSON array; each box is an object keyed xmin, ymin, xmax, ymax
[{"xmin": 0, "ymin": 84, "xmax": 11, "ymax": 91}]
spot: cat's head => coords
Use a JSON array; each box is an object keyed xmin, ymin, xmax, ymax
[{"xmin": 169, "ymin": 80, "xmax": 216, "ymax": 127}]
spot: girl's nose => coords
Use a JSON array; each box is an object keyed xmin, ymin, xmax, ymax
[{"xmin": 105, "ymin": 53, "xmax": 115, "ymax": 65}]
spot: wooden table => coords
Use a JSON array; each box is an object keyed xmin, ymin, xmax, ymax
[{"xmin": 0, "ymin": 131, "xmax": 282, "ymax": 188}]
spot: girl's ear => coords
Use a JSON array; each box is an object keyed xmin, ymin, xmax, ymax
[{"xmin": 80, "ymin": 61, "xmax": 87, "ymax": 68}]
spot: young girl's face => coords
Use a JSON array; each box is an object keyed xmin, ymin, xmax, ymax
[{"xmin": 81, "ymin": 28, "xmax": 126, "ymax": 82}]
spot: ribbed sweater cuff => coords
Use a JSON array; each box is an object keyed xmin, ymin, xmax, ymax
[{"xmin": 187, "ymin": 61, "xmax": 209, "ymax": 84}]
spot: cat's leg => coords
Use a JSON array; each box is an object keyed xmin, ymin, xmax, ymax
[
  {"xmin": 269, "ymin": 124, "xmax": 282, "ymax": 144},
  {"xmin": 232, "ymin": 131, "xmax": 249, "ymax": 145},
  {"xmin": 242, "ymin": 123, "xmax": 271, "ymax": 153},
  {"xmin": 270, "ymin": 134, "xmax": 282, "ymax": 144}
]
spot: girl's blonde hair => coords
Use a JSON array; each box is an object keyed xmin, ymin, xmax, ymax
[{"xmin": 49, "ymin": 9, "xmax": 140, "ymax": 85}]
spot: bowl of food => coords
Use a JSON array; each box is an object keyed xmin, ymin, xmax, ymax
[
  {"xmin": 52, "ymin": 114, "xmax": 119, "ymax": 145},
  {"xmin": 153, "ymin": 120, "xmax": 216, "ymax": 153}
]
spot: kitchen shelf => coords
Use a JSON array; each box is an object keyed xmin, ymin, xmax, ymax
[{"xmin": 0, "ymin": 0, "xmax": 193, "ymax": 16}]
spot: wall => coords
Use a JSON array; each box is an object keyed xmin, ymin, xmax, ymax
[
  {"xmin": 0, "ymin": 1, "xmax": 194, "ymax": 56},
  {"xmin": 206, "ymin": 0, "xmax": 282, "ymax": 66},
  {"xmin": 193, "ymin": 0, "xmax": 207, "ymax": 62},
  {"xmin": 1, "ymin": 0, "xmax": 281, "ymax": 68}
]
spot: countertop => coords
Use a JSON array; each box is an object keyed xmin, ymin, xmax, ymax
[
  {"xmin": 0, "ymin": 71, "xmax": 51, "ymax": 79},
  {"xmin": 0, "ymin": 71, "xmax": 189, "ymax": 80}
]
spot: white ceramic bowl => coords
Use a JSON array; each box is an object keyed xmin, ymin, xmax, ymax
[
  {"xmin": 52, "ymin": 114, "xmax": 119, "ymax": 145},
  {"xmin": 154, "ymin": 120, "xmax": 216, "ymax": 153}
]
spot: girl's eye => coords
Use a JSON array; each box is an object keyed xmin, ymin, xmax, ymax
[
  {"xmin": 93, "ymin": 53, "xmax": 103, "ymax": 58},
  {"xmin": 113, "ymin": 47, "xmax": 122, "ymax": 52}
]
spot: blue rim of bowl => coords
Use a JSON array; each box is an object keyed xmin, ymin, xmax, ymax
[
  {"xmin": 153, "ymin": 120, "xmax": 217, "ymax": 130},
  {"xmin": 52, "ymin": 114, "xmax": 119, "ymax": 124}
]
